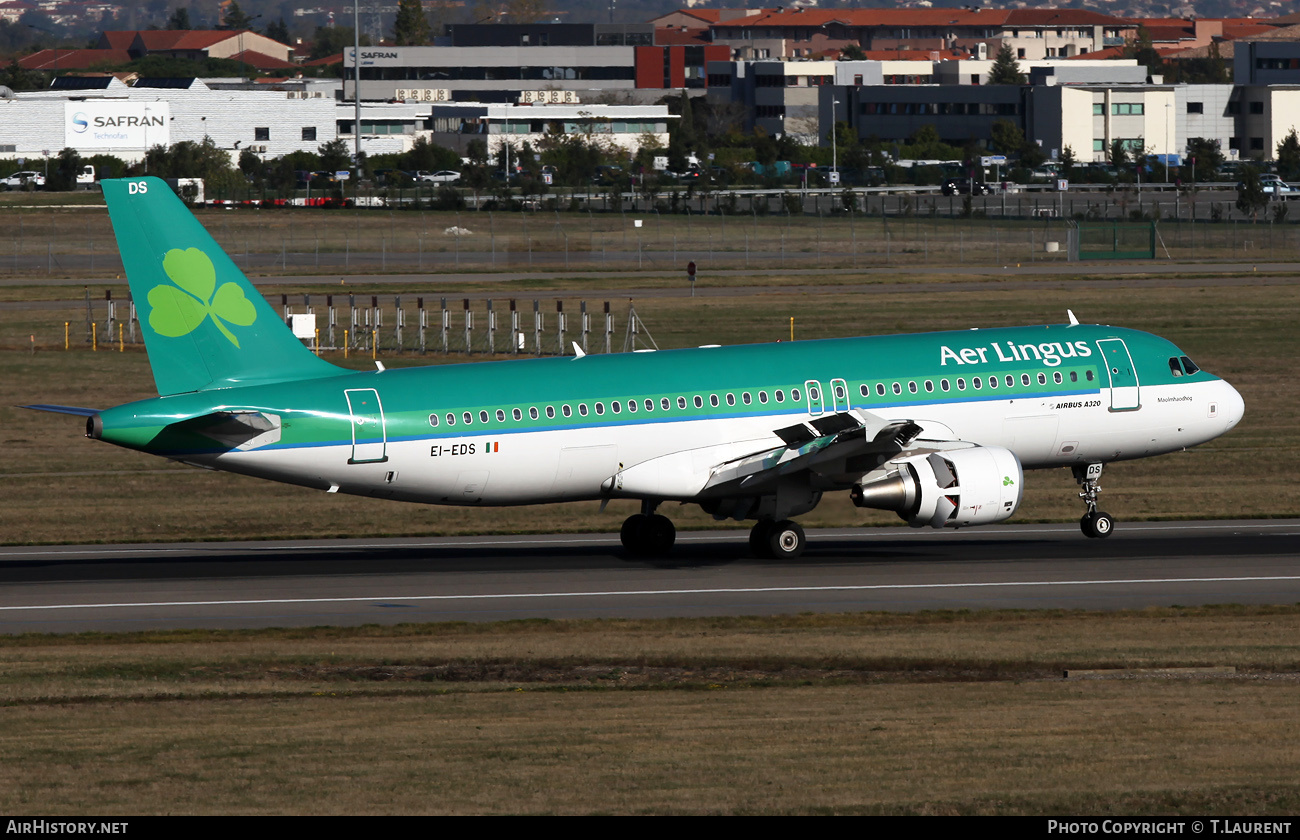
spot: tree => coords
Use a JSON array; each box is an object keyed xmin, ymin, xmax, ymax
[
  {"xmin": 1278, "ymin": 129, "xmax": 1300, "ymax": 181},
  {"xmin": 1059, "ymin": 145, "xmax": 1077, "ymax": 179},
  {"xmin": 1236, "ymin": 166, "xmax": 1268, "ymax": 220},
  {"xmin": 839, "ymin": 44, "xmax": 866, "ymax": 61},
  {"xmin": 990, "ymin": 119, "xmax": 1026, "ymax": 157},
  {"xmin": 1125, "ymin": 26, "xmax": 1163, "ymax": 77},
  {"xmin": 49, "ymin": 147, "xmax": 83, "ymax": 191},
  {"xmin": 318, "ymin": 138, "xmax": 351, "ymax": 173},
  {"xmin": 1108, "ymin": 139, "xmax": 1130, "ymax": 169},
  {"xmin": 221, "ymin": 1, "xmax": 255, "ymax": 31},
  {"xmin": 1185, "ymin": 137, "xmax": 1223, "ymax": 183},
  {"xmin": 987, "ymin": 43, "xmax": 1024, "ymax": 85},
  {"xmin": 265, "ymin": 18, "xmax": 290, "ymax": 45},
  {"xmin": 310, "ymin": 26, "xmax": 369, "ymax": 61},
  {"xmin": 167, "ymin": 7, "xmax": 191, "ymax": 30},
  {"xmin": 392, "ymin": 0, "xmax": 431, "ymax": 46}
]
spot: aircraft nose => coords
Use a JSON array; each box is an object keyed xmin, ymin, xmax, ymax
[{"xmin": 1220, "ymin": 380, "xmax": 1245, "ymax": 431}]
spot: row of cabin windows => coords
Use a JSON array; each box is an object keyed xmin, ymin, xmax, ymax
[
  {"xmin": 427, "ymin": 387, "xmax": 814, "ymax": 427},
  {"xmin": 424, "ymin": 370, "xmax": 1088, "ymax": 429},
  {"xmin": 859, "ymin": 368, "xmax": 1093, "ymax": 398}
]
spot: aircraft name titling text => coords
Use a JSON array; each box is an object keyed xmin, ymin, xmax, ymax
[{"xmin": 940, "ymin": 340, "xmax": 1093, "ymax": 368}]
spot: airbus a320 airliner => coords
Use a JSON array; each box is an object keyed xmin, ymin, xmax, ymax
[{"xmin": 26, "ymin": 178, "xmax": 1244, "ymax": 558}]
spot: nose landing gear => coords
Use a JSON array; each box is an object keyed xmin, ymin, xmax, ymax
[{"xmin": 1074, "ymin": 463, "xmax": 1114, "ymax": 539}]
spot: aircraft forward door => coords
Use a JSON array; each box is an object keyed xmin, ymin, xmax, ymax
[
  {"xmin": 1096, "ymin": 339, "xmax": 1140, "ymax": 411},
  {"xmin": 345, "ymin": 388, "xmax": 388, "ymax": 463}
]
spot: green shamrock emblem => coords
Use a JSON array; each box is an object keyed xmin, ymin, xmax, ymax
[
  {"xmin": 147, "ymin": 248, "xmax": 256, "ymax": 348},
  {"xmin": 1003, "ymin": 476, "xmax": 1015, "ymax": 486}
]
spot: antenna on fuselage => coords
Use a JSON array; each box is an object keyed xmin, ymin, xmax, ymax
[{"xmin": 1067, "ymin": 310, "xmax": 1080, "ymax": 326}]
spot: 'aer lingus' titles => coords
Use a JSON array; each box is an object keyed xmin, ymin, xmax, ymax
[{"xmin": 940, "ymin": 340, "xmax": 1094, "ymax": 368}]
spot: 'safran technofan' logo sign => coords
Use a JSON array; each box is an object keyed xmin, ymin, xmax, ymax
[{"xmin": 64, "ymin": 102, "xmax": 169, "ymax": 150}]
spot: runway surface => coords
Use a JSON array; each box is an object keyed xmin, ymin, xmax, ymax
[{"xmin": 1, "ymin": 519, "xmax": 1298, "ymax": 634}]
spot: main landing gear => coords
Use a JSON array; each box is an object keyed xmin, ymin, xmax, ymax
[
  {"xmin": 1074, "ymin": 463, "xmax": 1115, "ymax": 539},
  {"xmin": 748, "ymin": 519, "xmax": 807, "ymax": 559},
  {"xmin": 620, "ymin": 501, "xmax": 676, "ymax": 557}
]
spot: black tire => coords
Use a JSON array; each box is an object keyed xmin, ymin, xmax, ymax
[
  {"xmin": 1081, "ymin": 511, "xmax": 1116, "ymax": 539},
  {"xmin": 620, "ymin": 514, "xmax": 648, "ymax": 553},
  {"xmin": 646, "ymin": 514, "xmax": 676, "ymax": 555},
  {"xmin": 767, "ymin": 519, "xmax": 806, "ymax": 560},
  {"xmin": 749, "ymin": 520, "xmax": 775, "ymax": 558}
]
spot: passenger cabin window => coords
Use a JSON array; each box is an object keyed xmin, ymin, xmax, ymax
[
  {"xmin": 446, "ymin": 412, "xmax": 456, "ymax": 425},
  {"xmin": 428, "ymin": 414, "xmax": 439, "ymax": 427},
  {"xmin": 694, "ymin": 396, "xmax": 703, "ymax": 408},
  {"xmin": 463, "ymin": 412, "xmax": 473, "ymax": 424},
  {"xmin": 611, "ymin": 401, "xmax": 621, "ymax": 414},
  {"xmin": 496, "ymin": 410, "xmax": 505, "ymax": 422},
  {"xmin": 678, "ymin": 397, "xmax": 687, "ymax": 409},
  {"xmin": 528, "ymin": 407, "xmax": 537, "ymax": 420},
  {"xmin": 480, "ymin": 411, "xmax": 489, "ymax": 423},
  {"xmin": 776, "ymin": 390, "xmax": 785, "ymax": 403},
  {"xmin": 563, "ymin": 405, "xmax": 572, "ymax": 417}
]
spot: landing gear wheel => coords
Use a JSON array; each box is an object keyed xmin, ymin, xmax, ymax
[
  {"xmin": 620, "ymin": 513, "xmax": 676, "ymax": 556},
  {"xmin": 620, "ymin": 514, "xmax": 648, "ymax": 553},
  {"xmin": 1080, "ymin": 511, "xmax": 1115, "ymax": 539},
  {"xmin": 749, "ymin": 520, "xmax": 776, "ymax": 558},
  {"xmin": 645, "ymin": 514, "xmax": 676, "ymax": 554},
  {"xmin": 767, "ymin": 519, "xmax": 806, "ymax": 560}
]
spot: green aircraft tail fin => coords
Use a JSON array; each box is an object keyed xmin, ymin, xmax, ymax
[{"xmin": 102, "ymin": 176, "xmax": 344, "ymax": 396}]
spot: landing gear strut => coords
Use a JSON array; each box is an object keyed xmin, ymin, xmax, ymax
[
  {"xmin": 1074, "ymin": 463, "xmax": 1114, "ymax": 539},
  {"xmin": 748, "ymin": 519, "xmax": 806, "ymax": 559},
  {"xmin": 620, "ymin": 501, "xmax": 676, "ymax": 557}
]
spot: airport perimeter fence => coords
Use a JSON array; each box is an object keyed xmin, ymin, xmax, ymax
[
  {"xmin": 8, "ymin": 203, "xmax": 1300, "ymax": 280},
  {"xmin": 72, "ymin": 291, "xmax": 660, "ymax": 358}
]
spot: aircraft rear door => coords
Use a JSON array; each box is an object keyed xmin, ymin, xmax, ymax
[
  {"xmin": 1096, "ymin": 339, "xmax": 1140, "ymax": 411},
  {"xmin": 345, "ymin": 388, "xmax": 388, "ymax": 463}
]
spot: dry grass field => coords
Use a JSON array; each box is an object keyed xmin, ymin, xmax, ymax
[{"xmin": 1, "ymin": 608, "xmax": 1298, "ymax": 815}]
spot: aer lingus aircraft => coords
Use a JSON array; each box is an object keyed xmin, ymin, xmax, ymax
[{"xmin": 26, "ymin": 177, "xmax": 1244, "ymax": 558}]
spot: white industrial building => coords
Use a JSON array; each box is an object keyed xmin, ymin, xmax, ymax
[{"xmin": 0, "ymin": 76, "xmax": 674, "ymax": 165}]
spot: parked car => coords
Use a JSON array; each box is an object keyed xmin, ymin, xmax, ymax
[
  {"xmin": 1244, "ymin": 173, "xmax": 1298, "ymax": 195},
  {"xmin": 416, "ymin": 170, "xmax": 460, "ymax": 183},
  {"xmin": 1, "ymin": 170, "xmax": 45, "ymax": 189},
  {"xmin": 941, "ymin": 177, "xmax": 993, "ymax": 196}
]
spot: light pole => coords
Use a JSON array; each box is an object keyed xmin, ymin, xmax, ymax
[{"xmin": 831, "ymin": 97, "xmax": 840, "ymax": 179}]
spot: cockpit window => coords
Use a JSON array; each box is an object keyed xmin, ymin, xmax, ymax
[
  {"xmin": 1180, "ymin": 356, "xmax": 1200, "ymax": 375},
  {"xmin": 1168, "ymin": 357, "xmax": 1183, "ymax": 377}
]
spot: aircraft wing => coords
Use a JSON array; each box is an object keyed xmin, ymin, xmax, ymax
[{"xmin": 605, "ymin": 409, "xmax": 972, "ymax": 500}]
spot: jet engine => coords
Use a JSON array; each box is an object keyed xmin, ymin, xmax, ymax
[{"xmin": 850, "ymin": 446, "xmax": 1023, "ymax": 529}]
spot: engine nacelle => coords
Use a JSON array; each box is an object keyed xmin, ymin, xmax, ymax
[{"xmin": 850, "ymin": 446, "xmax": 1023, "ymax": 529}]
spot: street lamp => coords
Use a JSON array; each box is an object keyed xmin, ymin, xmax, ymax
[{"xmin": 831, "ymin": 97, "xmax": 840, "ymax": 178}]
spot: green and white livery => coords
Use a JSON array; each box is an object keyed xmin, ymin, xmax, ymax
[{"xmin": 27, "ymin": 177, "xmax": 1245, "ymax": 557}]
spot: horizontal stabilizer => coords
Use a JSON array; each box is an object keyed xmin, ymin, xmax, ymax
[{"xmin": 20, "ymin": 404, "xmax": 101, "ymax": 417}]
